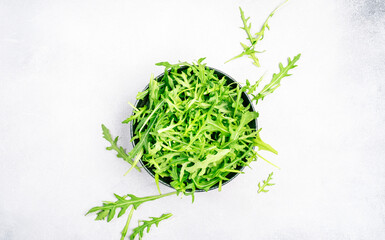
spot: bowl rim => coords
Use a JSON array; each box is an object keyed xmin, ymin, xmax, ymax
[{"xmin": 129, "ymin": 65, "xmax": 258, "ymax": 192}]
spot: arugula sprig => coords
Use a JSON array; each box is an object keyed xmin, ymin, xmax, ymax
[
  {"xmin": 121, "ymin": 207, "xmax": 135, "ymax": 240},
  {"xmin": 102, "ymin": 124, "xmax": 141, "ymax": 172},
  {"xmin": 89, "ymin": 3, "xmax": 301, "ymax": 239},
  {"xmin": 126, "ymin": 59, "xmax": 279, "ymax": 194},
  {"xmin": 130, "ymin": 213, "xmax": 173, "ymax": 240},
  {"xmin": 226, "ymin": 1, "xmax": 289, "ymax": 66},
  {"xmin": 86, "ymin": 191, "xmax": 177, "ymax": 222},
  {"xmin": 257, "ymin": 172, "xmax": 275, "ymax": 193},
  {"xmin": 243, "ymin": 54, "xmax": 301, "ymax": 104},
  {"xmin": 225, "ymin": 7, "xmax": 264, "ymax": 66},
  {"xmin": 87, "ymin": 192, "xmax": 176, "ymax": 239}
]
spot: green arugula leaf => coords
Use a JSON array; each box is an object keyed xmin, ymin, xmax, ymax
[
  {"xmin": 155, "ymin": 61, "xmax": 189, "ymax": 69},
  {"xmin": 185, "ymin": 149, "xmax": 232, "ymax": 179},
  {"xmin": 225, "ymin": 7, "xmax": 263, "ymax": 67},
  {"xmin": 130, "ymin": 213, "xmax": 173, "ymax": 240},
  {"xmin": 255, "ymin": 0, "xmax": 289, "ymax": 42},
  {"xmin": 136, "ymin": 89, "xmax": 148, "ymax": 100},
  {"xmin": 122, "ymin": 106, "xmax": 147, "ymax": 124},
  {"xmin": 229, "ymin": 111, "xmax": 259, "ymax": 143},
  {"xmin": 86, "ymin": 192, "xmax": 177, "ymax": 222},
  {"xmin": 226, "ymin": 1, "xmax": 288, "ymax": 66},
  {"xmin": 258, "ymin": 172, "xmax": 275, "ymax": 193},
  {"xmin": 120, "ymin": 207, "xmax": 134, "ymax": 240},
  {"xmin": 252, "ymin": 54, "xmax": 301, "ymax": 104},
  {"xmin": 253, "ymin": 129, "xmax": 278, "ymax": 154},
  {"xmin": 242, "ymin": 75, "xmax": 264, "ymax": 95},
  {"xmin": 101, "ymin": 124, "xmax": 141, "ymax": 172}
]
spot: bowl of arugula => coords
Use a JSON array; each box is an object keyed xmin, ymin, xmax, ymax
[
  {"xmin": 128, "ymin": 60, "xmax": 258, "ymax": 193},
  {"xmin": 88, "ymin": 2, "xmax": 301, "ymax": 239}
]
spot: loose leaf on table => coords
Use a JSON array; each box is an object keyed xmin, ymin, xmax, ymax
[
  {"xmin": 254, "ymin": 0, "xmax": 289, "ymax": 43},
  {"xmin": 86, "ymin": 191, "xmax": 176, "ymax": 222},
  {"xmin": 120, "ymin": 207, "xmax": 135, "ymax": 240},
  {"xmin": 258, "ymin": 172, "xmax": 275, "ymax": 193},
  {"xmin": 225, "ymin": 1, "xmax": 289, "ymax": 66},
  {"xmin": 251, "ymin": 54, "xmax": 301, "ymax": 104},
  {"xmin": 130, "ymin": 213, "xmax": 173, "ymax": 240},
  {"xmin": 101, "ymin": 124, "xmax": 141, "ymax": 172},
  {"xmin": 225, "ymin": 7, "xmax": 263, "ymax": 66}
]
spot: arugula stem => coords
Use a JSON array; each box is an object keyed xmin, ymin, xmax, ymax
[
  {"xmin": 224, "ymin": 52, "xmax": 246, "ymax": 64},
  {"xmin": 155, "ymin": 174, "xmax": 162, "ymax": 195},
  {"xmin": 256, "ymin": 0, "xmax": 289, "ymax": 41},
  {"xmin": 130, "ymin": 213, "xmax": 173, "ymax": 240},
  {"xmin": 257, "ymin": 172, "xmax": 275, "ymax": 193},
  {"xmin": 120, "ymin": 207, "xmax": 134, "ymax": 240},
  {"xmin": 127, "ymin": 101, "xmax": 139, "ymax": 111},
  {"xmin": 226, "ymin": 1, "xmax": 289, "ymax": 66},
  {"xmin": 124, "ymin": 149, "xmax": 143, "ymax": 176},
  {"xmin": 110, "ymin": 144, "xmax": 141, "ymax": 172},
  {"xmin": 138, "ymin": 100, "xmax": 165, "ymax": 133},
  {"xmin": 240, "ymin": 7, "xmax": 254, "ymax": 46},
  {"xmin": 114, "ymin": 191, "xmax": 177, "ymax": 209},
  {"xmin": 102, "ymin": 125, "xmax": 141, "ymax": 172},
  {"xmin": 254, "ymin": 151, "xmax": 280, "ymax": 169}
]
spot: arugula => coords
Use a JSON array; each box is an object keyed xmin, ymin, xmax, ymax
[
  {"xmin": 120, "ymin": 207, "xmax": 135, "ymax": 240},
  {"xmin": 226, "ymin": 1, "xmax": 289, "ymax": 66},
  {"xmin": 89, "ymin": 2, "xmax": 301, "ymax": 239},
  {"xmin": 86, "ymin": 191, "xmax": 176, "ymax": 222},
  {"xmin": 257, "ymin": 172, "xmax": 275, "ymax": 193},
  {"xmin": 130, "ymin": 213, "xmax": 173, "ymax": 240},
  {"xmin": 102, "ymin": 124, "xmax": 141, "ymax": 172},
  {"xmin": 185, "ymin": 149, "xmax": 232, "ymax": 179},
  {"xmin": 248, "ymin": 54, "xmax": 301, "ymax": 104},
  {"xmin": 125, "ymin": 60, "xmax": 281, "ymax": 195}
]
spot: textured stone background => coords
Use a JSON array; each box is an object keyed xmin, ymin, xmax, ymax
[{"xmin": 1, "ymin": 0, "xmax": 384, "ymax": 239}]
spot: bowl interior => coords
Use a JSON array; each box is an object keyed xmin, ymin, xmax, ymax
[{"xmin": 130, "ymin": 66, "xmax": 257, "ymax": 192}]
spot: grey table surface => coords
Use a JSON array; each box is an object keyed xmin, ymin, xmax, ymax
[{"xmin": 1, "ymin": 0, "xmax": 384, "ymax": 239}]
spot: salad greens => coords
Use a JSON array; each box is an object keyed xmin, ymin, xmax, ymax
[
  {"xmin": 226, "ymin": 0, "xmax": 289, "ymax": 67},
  {"xmin": 257, "ymin": 172, "xmax": 275, "ymax": 193},
  {"xmin": 245, "ymin": 54, "xmax": 301, "ymax": 104},
  {"xmin": 87, "ymin": 191, "xmax": 176, "ymax": 240},
  {"xmin": 87, "ymin": 1, "xmax": 301, "ymax": 239},
  {"xmin": 125, "ymin": 58, "xmax": 277, "ymax": 195},
  {"xmin": 121, "ymin": 207, "xmax": 135, "ymax": 240},
  {"xmin": 86, "ymin": 192, "xmax": 177, "ymax": 222},
  {"xmin": 130, "ymin": 213, "xmax": 173, "ymax": 240},
  {"xmin": 102, "ymin": 124, "xmax": 141, "ymax": 172}
]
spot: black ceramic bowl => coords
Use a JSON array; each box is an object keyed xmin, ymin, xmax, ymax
[{"xmin": 130, "ymin": 66, "xmax": 257, "ymax": 192}]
